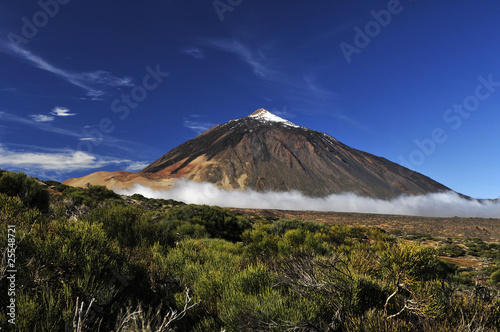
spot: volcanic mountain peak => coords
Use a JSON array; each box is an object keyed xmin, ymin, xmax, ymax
[
  {"xmin": 64, "ymin": 108, "xmax": 452, "ymax": 200},
  {"xmin": 248, "ymin": 108, "xmax": 299, "ymax": 128}
]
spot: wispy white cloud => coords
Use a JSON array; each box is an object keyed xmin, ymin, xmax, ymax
[
  {"xmin": 0, "ymin": 110, "xmax": 158, "ymax": 156},
  {"xmin": 183, "ymin": 115, "xmax": 215, "ymax": 135},
  {"xmin": 77, "ymin": 71, "xmax": 134, "ymax": 87},
  {"xmin": 2, "ymin": 43, "xmax": 133, "ymax": 100},
  {"xmin": 270, "ymin": 105, "xmax": 296, "ymax": 119},
  {"xmin": 30, "ymin": 114, "xmax": 55, "ymax": 122},
  {"xmin": 118, "ymin": 179, "xmax": 500, "ymax": 218},
  {"xmin": 0, "ymin": 87, "xmax": 19, "ymax": 93},
  {"xmin": 0, "ymin": 110, "xmax": 81, "ymax": 137},
  {"xmin": 51, "ymin": 106, "xmax": 76, "ymax": 117},
  {"xmin": 0, "ymin": 145, "xmax": 121, "ymax": 171},
  {"xmin": 124, "ymin": 161, "xmax": 150, "ymax": 172},
  {"xmin": 204, "ymin": 39, "xmax": 277, "ymax": 80},
  {"xmin": 0, "ymin": 144, "xmax": 148, "ymax": 175},
  {"xmin": 182, "ymin": 47, "xmax": 205, "ymax": 59},
  {"xmin": 202, "ymin": 38, "xmax": 357, "ymax": 125}
]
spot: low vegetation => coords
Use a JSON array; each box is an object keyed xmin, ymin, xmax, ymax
[{"xmin": 1, "ymin": 170, "xmax": 499, "ymax": 331}]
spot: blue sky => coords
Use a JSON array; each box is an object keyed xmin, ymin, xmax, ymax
[{"xmin": 0, "ymin": 0, "xmax": 499, "ymax": 199}]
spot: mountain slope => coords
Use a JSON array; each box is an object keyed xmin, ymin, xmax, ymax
[{"xmin": 135, "ymin": 109, "xmax": 450, "ymax": 198}]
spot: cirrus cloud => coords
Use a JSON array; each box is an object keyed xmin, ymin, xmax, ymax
[
  {"xmin": 30, "ymin": 114, "xmax": 55, "ymax": 122},
  {"xmin": 51, "ymin": 107, "xmax": 76, "ymax": 117},
  {"xmin": 1, "ymin": 43, "xmax": 134, "ymax": 100}
]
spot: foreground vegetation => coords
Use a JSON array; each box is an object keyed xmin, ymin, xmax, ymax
[{"xmin": 0, "ymin": 170, "xmax": 499, "ymax": 331}]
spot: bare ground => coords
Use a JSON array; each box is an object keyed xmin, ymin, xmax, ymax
[{"xmin": 229, "ymin": 208, "xmax": 500, "ymax": 243}]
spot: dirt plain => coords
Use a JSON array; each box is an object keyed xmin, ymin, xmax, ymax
[{"xmin": 229, "ymin": 208, "xmax": 500, "ymax": 243}]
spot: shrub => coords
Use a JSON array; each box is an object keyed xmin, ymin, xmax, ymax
[
  {"xmin": 281, "ymin": 229, "xmax": 329, "ymax": 254},
  {"xmin": 0, "ymin": 171, "xmax": 49, "ymax": 212},
  {"xmin": 267, "ymin": 218, "xmax": 325, "ymax": 236},
  {"xmin": 0, "ymin": 193, "xmax": 43, "ymax": 241},
  {"xmin": 242, "ymin": 227, "xmax": 280, "ymax": 258},
  {"xmin": 233, "ymin": 264, "xmax": 273, "ymax": 296},
  {"xmin": 491, "ymin": 269, "xmax": 500, "ymax": 286},
  {"xmin": 83, "ymin": 205, "xmax": 142, "ymax": 247},
  {"xmin": 43, "ymin": 180, "xmax": 69, "ymax": 193},
  {"xmin": 438, "ymin": 244, "xmax": 466, "ymax": 257},
  {"xmin": 9, "ymin": 218, "xmax": 128, "ymax": 331},
  {"xmin": 380, "ymin": 242, "xmax": 444, "ymax": 283},
  {"xmin": 351, "ymin": 276, "xmax": 386, "ymax": 315},
  {"xmin": 346, "ymin": 308, "xmax": 414, "ymax": 332},
  {"xmin": 64, "ymin": 184, "xmax": 120, "ymax": 208},
  {"xmin": 165, "ymin": 205, "xmax": 251, "ymax": 241},
  {"xmin": 324, "ymin": 224, "xmax": 365, "ymax": 245}
]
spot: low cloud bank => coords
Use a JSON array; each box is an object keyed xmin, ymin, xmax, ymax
[{"xmin": 117, "ymin": 179, "xmax": 500, "ymax": 218}]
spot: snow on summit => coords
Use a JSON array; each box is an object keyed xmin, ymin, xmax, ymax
[{"xmin": 248, "ymin": 109, "xmax": 299, "ymax": 128}]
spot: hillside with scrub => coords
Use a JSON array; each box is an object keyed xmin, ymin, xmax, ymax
[{"xmin": 0, "ymin": 169, "xmax": 499, "ymax": 331}]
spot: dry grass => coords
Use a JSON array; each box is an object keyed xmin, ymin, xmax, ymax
[{"xmin": 439, "ymin": 257, "xmax": 483, "ymax": 268}]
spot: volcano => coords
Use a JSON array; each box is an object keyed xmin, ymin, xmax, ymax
[{"xmin": 64, "ymin": 109, "xmax": 451, "ymax": 199}]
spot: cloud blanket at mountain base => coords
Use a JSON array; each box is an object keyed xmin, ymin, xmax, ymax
[{"xmin": 117, "ymin": 179, "xmax": 500, "ymax": 218}]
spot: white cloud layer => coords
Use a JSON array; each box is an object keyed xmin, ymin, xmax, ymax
[
  {"xmin": 51, "ymin": 107, "xmax": 76, "ymax": 117},
  {"xmin": 0, "ymin": 146, "xmax": 121, "ymax": 171},
  {"xmin": 0, "ymin": 145, "xmax": 148, "ymax": 175},
  {"xmin": 117, "ymin": 179, "xmax": 500, "ymax": 218}
]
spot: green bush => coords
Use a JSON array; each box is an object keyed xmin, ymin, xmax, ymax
[
  {"xmin": 380, "ymin": 242, "xmax": 445, "ymax": 283},
  {"xmin": 2, "ymin": 217, "xmax": 129, "ymax": 331},
  {"xmin": 267, "ymin": 218, "xmax": 325, "ymax": 236},
  {"xmin": 346, "ymin": 308, "xmax": 414, "ymax": 332},
  {"xmin": 83, "ymin": 205, "xmax": 142, "ymax": 247},
  {"xmin": 2, "ymin": 170, "xmax": 500, "ymax": 331},
  {"xmin": 281, "ymin": 228, "xmax": 329, "ymax": 254},
  {"xmin": 351, "ymin": 276, "xmax": 386, "ymax": 315},
  {"xmin": 130, "ymin": 193, "xmax": 185, "ymax": 207},
  {"xmin": 233, "ymin": 263, "xmax": 273, "ymax": 296},
  {"xmin": 0, "ymin": 170, "xmax": 49, "ymax": 212},
  {"xmin": 438, "ymin": 244, "xmax": 466, "ymax": 257},
  {"xmin": 491, "ymin": 269, "xmax": 500, "ymax": 286},
  {"xmin": 43, "ymin": 180, "xmax": 70, "ymax": 193},
  {"xmin": 63, "ymin": 184, "xmax": 120, "ymax": 208},
  {"xmin": 165, "ymin": 205, "xmax": 251, "ymax": 241},
  {"xmin": 242, "ymin": 227, "xmax": 280, "ymax": 258}
]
